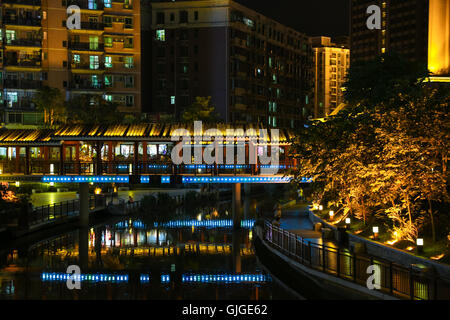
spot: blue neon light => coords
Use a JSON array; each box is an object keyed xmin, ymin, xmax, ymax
[
  {"xmin": 140, "ymin": 274, "xmax": 150, "ymax": 283},
  {"xmin": 161, "ymin": 176, "xmax": 171, "ymax": 184},
  {"xmin": 161, "ymin": 274, "xmax": 170, "ymax": 283},
  {"xmin": 181, "ymin": 176, "xmax": 293, "ymax": 184},
  {"xmin": 153, "ymin": 219, "xmax": 255, "ymax": 229},
  {"xmin": 140, "ymin": 176, "xmax": 151, "ymax": 183},
  {"xmin": 42, "ymin": 176, "xmax": 129, "ymax": 183},
  {"xmin": 41, "ymin": 272, "xmax": 128, "ymax": 283},
  {"xmin": 181, "ymin": 273, "xmax": 270, "ymax": 284}
]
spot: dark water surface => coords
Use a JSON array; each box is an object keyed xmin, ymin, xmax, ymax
[{"xmin": 0, "ymin": 213, "xmax": 301, "ymax": 300}]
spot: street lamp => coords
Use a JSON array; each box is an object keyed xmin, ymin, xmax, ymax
[
  {"xmin": 373, "ymin": 226, "xmax": 379, "ymax": 240},
  {"xmin": 345, "ymin": 217, "xmax": 351, "ymax": 224},
  {"xmin": 329, "ymin": 210, "xmax": 334, "ymax": 219},
  {"xmin": 319, "ymin": 205, "xmax": 323, "ymax": 211},
  {"xmin": 416, "ymin": 238, "xmax": 424, "ymax": 254}
]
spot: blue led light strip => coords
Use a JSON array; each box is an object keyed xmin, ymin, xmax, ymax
[
  {"xmin": 42, "ymin": 176, "xmax": 129, "ymax": 183},
  {"xmin": 181, "ymin": 176, "xmax": 293, "ymax": 184},
  {"xmin": 153, "ymin": 219, "xmax": 255, "ymax": 229},
  {"xmin": 181, "ymin": 273, "xmax": 270, "ymax": 284},
  {"xmin": 41, "ymin": 272, "xmax": 128, "ymax": 283}
]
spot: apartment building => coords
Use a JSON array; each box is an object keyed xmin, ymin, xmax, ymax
[
  {"xmin": 146, "ymin": 0, "xmax": 314, "ymax": 128},
  {"xmin": 350, "ymin": 0, "xmax": 450, "ymax": 77},
  {"xmin": 0, "ymin": 0, "xmax": 141, "ymax": 126},
  {"xmin": 312, "ymin": 36, "xmax": 349, "ymax": 118}
]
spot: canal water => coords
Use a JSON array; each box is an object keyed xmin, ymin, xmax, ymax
[{"xmin": 0, "ymin": 206, "xmax": 301, "ymax": 300}]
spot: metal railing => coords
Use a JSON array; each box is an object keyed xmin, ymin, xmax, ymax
[
  {"xmin": 30, "ymin": 195, "xmax": 106, "ymax": 226},
  {"xmin": 262, "ymin": 221, "xmax": 450, "ymax": 300}
]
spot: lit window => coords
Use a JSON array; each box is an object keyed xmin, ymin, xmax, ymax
[
  {"xmin": 170, "ymin": 96, "xmax": 175, "ymax": 105},
  {"xmin": 104, "ymin": 36, "xmax": 113, "ymax": 47},
  {"xmin": 103, "ymin": 94, "xmax": 112, "ymax": 101},
  {"xmin": 88, "ymin": 0, "xmax": 97, "ymax": 10},
  {"xmin": 73, "ymin": 54, "xmax": 80, "ymax": 63},
  {"xmin": 103, "ymin": 0, "xmax": 111, "ymax": 8},
  {"xmin": 89, "ymin": 55, "xmax": 99, "ymax": 69},
  {"xmin": 124, "ymin": 56, "xmax": 133, "ymax": 68},
  {"xmin": 104, "ymin": 75, "xmax": 112, "ymax": 87},
  {"xmin": 156, "ymin": 29, "xmax": 166, "ymax": 42},
  {"xmin": 105, "ymin": 56, "xmax": 112, "ymax": 68}
]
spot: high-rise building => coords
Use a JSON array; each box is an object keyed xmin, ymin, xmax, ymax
[
  {"xmin": 312, "ymin": 36, "xmax": 349, "ymax": 118},
  {"xmin": 145, "ymin": 0, "xmax": 314, "ymax": 128},
  {"xmin": 350, "ymin": 0, "xmax": 450, "ymax": 77},
  {"xmin": 0, "ymin": 0, "xmax": 141, "ymax": 126}
]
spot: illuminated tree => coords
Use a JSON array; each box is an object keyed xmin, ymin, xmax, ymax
[{"xmin": 33, "ymin": 86, "xmax": 66, "ymax": 126}]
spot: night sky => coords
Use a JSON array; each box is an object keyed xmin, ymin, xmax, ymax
[{"xmin": 235, "ymin": 0, "xmax": 350, "ymax": 37}]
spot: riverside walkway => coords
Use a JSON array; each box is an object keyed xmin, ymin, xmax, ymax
[{"xmin": 256, "ymin": 206, "xmax": 450, "ymax": 300}]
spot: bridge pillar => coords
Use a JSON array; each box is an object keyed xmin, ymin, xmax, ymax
[
  {"xmin": 79, "ymin": 183, "xmax": 90, "ymax": 226},
  {"xmin": 232, "ymin": 183, "xmax": 242, "ymax": 229}
]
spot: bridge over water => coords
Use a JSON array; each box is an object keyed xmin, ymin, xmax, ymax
[{"xmin": 0, "ymin": 123, "xmax": 310, "ymax": 228}]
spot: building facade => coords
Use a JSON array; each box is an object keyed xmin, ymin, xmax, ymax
[
  {"xmin": 0, "ymin": 0, "xmax": 141, "ymax": 126},
  {"xmin": 312, "ymin": 36, "xmax": 349, "ymax": 118},
  {"xmin": 350, "ymin": 0, "xmax": 450, "ymax": 77},
  {"xmin": 146, "ymin": 0, "xmax": 314, "ymax": 128}
]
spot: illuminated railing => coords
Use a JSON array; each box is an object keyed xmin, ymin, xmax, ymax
[
  {"xmin": 41, "ymin": 272, "xmax": 128, "ymax": 283},
  {"xmin": 114, "ymin": 219, "xmax": 255, "ymax": 230},
  {"xmin": 182, "ymin": 176, "xmax": 293, "ymax": 184},
  {"xmin": 181, "ymin": 273, "xmax": 270, "ymax": 284},
  {"xmin": 42, "ymin": 175, "xmax": 129, "ymax": 183}
]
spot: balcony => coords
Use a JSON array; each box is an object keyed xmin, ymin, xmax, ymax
[
  {"xmin": 5, "ymin": 58, "xmax": 41, "ymax": 68},
  {"xmin": 4, "ymin": 79, "xmax": 42, "ymax": 89},
  {"xmin": 3, "ymin": 17, "xmax": 41, "ymax": 27},
  {"xmin": 70, "ymin": 62, "xmax": 105, "ymax": 70},
  {"xmin": 69, "ymin": 81, "xmax": 105, "ymax": 90},
  {"xmin": 5, "ymin": 39, "xmax": 42, "ymax": 47},
  {"xmin": 68, "ymin": 21, "xmax": 104, "ymax": 31},
  {"xmin": 66, "ymin": 0, "xmax": 104, "ymax": 10},
  {"xmin": 68, "ymin": 42, "xmax": 104, "ymax": 51},
  {"xmin": 2, "ymin": 0, "xmax": 41, "ymax": 6}
]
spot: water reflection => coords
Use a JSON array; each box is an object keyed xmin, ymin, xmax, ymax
[{"xmin": 0, "ymin": 216, "xmax": 295, "ymax": 300}]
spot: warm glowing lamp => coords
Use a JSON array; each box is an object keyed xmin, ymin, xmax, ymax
[
  {"xmin": 50, "ymin": 163, "xmax": 54, "ymax": 174},
  {"xmin": 417, "ymin": 238, "xmax": 424, "ymax": 246},
  {"xmin": 318, "ymin": 205, "xmax": 323, "ymax": 211},
  {"xmin": 329, "ymin": 210, "xmax": 334, "ymax": 219},
  {"xmin": 373, "ymin": 226, "xmax": 379, "ymax": 240},
  {"xmin": 345, "ymin": 218, "xmax": 351, "ymax": 224},
  {"xmin": 15, "ymin": 181, "xmax": 20, "ymax": 187}
]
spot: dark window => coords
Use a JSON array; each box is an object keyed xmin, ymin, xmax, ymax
[
  {"xmin": 170, "ymin": 13, "xmax": 175, "ymax": 22},
  {"xmin": 180, "ymin": 11, "xmax": 188, "ymax": 23},
  {"xmin": 156, "ymin": 47, "xmax": 166, "ymax": 58},
  {"xmin": 156, "ymin": 12, "xmax": 165, "ymax": 24},
  {"xmin": 194, "ymin": 11, "xmax": 199, "ymax": 20}
]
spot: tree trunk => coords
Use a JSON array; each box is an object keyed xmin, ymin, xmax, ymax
[{"xmin": 428, "ymin": 197, "xmax": 436, "ymax": 243}]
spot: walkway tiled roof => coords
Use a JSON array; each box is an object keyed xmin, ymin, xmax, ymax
[{"xmin": 0, "ymin": 123, "xmax": 296, "ymax": 145}]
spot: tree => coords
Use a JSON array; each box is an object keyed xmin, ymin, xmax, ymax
[
  {"xmin": 290, "ymin": 54, "xmax": 449, "ymax": 244},
  {"xmin": 181, "ymin": 96, "xmax": 219, "ymax": 122},
  {"xmin": 33, "ymin": 86, "xmax": 66, "ymax": 125},
  {"xmin": 65, "ymin": 94, "xmax": 122, "ymax": 125}
]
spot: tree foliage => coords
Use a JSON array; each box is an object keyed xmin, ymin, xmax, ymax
[
  {"xmin": 65, "ymin": 95, "xmax": 123, "ymax": 125},
  {"xmin": 181, "ymin": 96, "xmax": 219, "ymax": 122},
  {"xmin": 290, "ymin": 55, "xmax": 449, "ymax": 243},
  {"xmin": 33, "ymin": 86, "xmax": 66, "ymax": 126}
]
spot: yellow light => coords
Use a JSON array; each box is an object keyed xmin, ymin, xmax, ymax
[
  {"xmin": 197, "ymin": 214, "xmax": 202, "ymax": 221},
  {"xmin": 406, "ymin": 246, "xmax": 414, "ymax": 251},
  {"xmin": 428, "ymin": 0, "xmax": 450, "ymax": 75},
  {"xmin": 373, "ymin": 226, "xmax": 379, "ymax": 234},
  {"xmin": 49, "ymin": 182, "xmax": 54, "ymax": 186},
  {"xmin": 329, "ymin": 210, "xmax": 334, "ymax": 218},
  {"xmin": 318, "ymin": 205, "xmax": 323, "ymax": 211},
  {"xmin": 94, "ymin": 187, "xmax": 102, "ymax": 195},
  {"xmin": 15, "ymin": 181, "xmax": 20, "ymax": 187},
  {"xmin": 249, "ymin": 230, "xmax": 253, "ymax": 240}
]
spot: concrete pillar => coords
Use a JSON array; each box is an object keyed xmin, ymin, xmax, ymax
[
  {"xmin": 79, "ymin": 183, "xmax": 90, "ymax": 226},
  {"xmin": 244, "ymin": 183, "xmax": 251, "ymax": 196},
  {"xmin": 244, "ymin": 197, "xmax": 250, "ymax": 220},
  {"xmin": 232, "ymin": 183, "xmax": 242, "ymax": 229}
]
